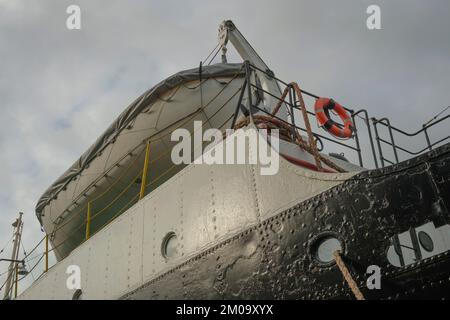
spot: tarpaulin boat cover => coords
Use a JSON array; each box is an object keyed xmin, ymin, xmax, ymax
[{"xmin": 36, "ymin": 63, "xmax": 244, "ymax": 224}]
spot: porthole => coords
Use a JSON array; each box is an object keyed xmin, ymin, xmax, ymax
[
  {"xmin": 161, "ymin": 232, "xmax": 178, "ymax": 259},
  {"xmin": 418, "ymin": 231, "xmax": 434, "ymax": 252},
  {"xmin": 310, "ymin": 233, "xmax": 343, "ymax": 266}
]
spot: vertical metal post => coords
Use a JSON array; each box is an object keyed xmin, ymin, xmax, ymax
[
  {"xmin": 423, "ymin": 125, "xmax": 432, "ymax": 151},
  {"xmin": 14, "ymin": 264, "xmax": 18, "ymax": 299},
  {"xmin": 288, "ymin": 85, "xmax": 297, "ymax": 139},
  {"xmin": 244, "ymin": 61, "xmax": 254, "ymax": 122},
  {"xmin": 231, "ymin": 78, "xmax": 247, "ymax": 129},
  {"xmin": 385, "ymin": 120, "xmax": 399, "ymax": 163},
  {"xmin": 139, "ymin": 141, "xmax": 151, "ymax": 200},
  {"xmin": 360, "ymin": 110, "xmax": 379, "ymax": 169},
  {"xmin": 45, "ymin": 234, "xmax": 49, "ymax": 273},
  {"xmin": 372, "ymin": 119, "xmax": 385, "ymax": 168},
  {"xmin": 351, "ymin": 112, "xmax": 364, "ymax": 167},
  {"xmin": 3, "ymin": 212, "xmax": 23, "ymax": 300},
  {"xmin": 85, "ymin": 202, "xmax": 91, "ymax": 240}
]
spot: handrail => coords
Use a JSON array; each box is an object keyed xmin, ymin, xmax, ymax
[
  {"xmin": 372, "ymin": 114, "xmax": 450, "ymax": 137},
  {"xmin": 377, "ymin": 136, "xmax": 450, "ymax": 156},
  {"xmin": 243, "ymin": 65, "xmax": 364, "ymax": 167},
  {"xmin": 243, "ymin": 62, "xmax": 449, "ymax": 169},
  {"xmin": 372, "ymin": 114, "xmax": 449, "ymax": 164}
]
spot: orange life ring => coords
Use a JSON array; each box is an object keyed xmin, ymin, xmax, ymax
[{"xmin": 314, "ymin": 98, "xmax": 354, "ymax": 139}]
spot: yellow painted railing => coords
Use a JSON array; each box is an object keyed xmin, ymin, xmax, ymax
[
  {"xmin": 85, "ymin": 202, "xmax": 92, "ymax": 240},
  {"xmin": 140, "ymin": 141, "xmax": 151, "ymax": 200}
]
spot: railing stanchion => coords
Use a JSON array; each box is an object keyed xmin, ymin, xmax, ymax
[
  {"xmin": 359, "ymin": 110, "xmax": 379, "ymax": 169},
  {"xmin": 139, "ymin": 141, "xmax": 151, "ymax": 200},
  {"xmin": 423, "ymin": 125, "xmax": 433, "ymax": 151},
  {"xmin": 385, "ymin": 120, "xmax": 400, "ymax": 163},
  {"xmin": 14, "ymin": 264, "xmax": 18, "ymax": 298},
  {"xmin": 351, "ymin": 112, "xmax": 363, "ymax": 167},
  {"xmin": 372, "ymin": 119, "xmax": 385, "ymax": 168},
  {"xmin": 85, "ymin": 202, "xmax": 91, "ymax": 240},
  {"xmin": 231, "ymin": 79, "xmax": 247, "ymax": 129}
]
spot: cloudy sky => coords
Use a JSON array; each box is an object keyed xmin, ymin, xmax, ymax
[{"xmin": 1, "ymin": 0, "xmax": 449, "ymax": 294}]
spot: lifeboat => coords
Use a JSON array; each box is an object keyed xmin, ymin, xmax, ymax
[{"xmin": 36, "ymin": 64, "xmax": 246, "ymax": 260}]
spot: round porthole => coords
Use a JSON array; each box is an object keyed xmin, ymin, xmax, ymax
[
  {"xmin": 418, "ymin": 231, "xmax": 434, "ymax": 252},
  {"xmin": 161, "ymin": 232, "xmax": 178, "ymax": 259},
  {"xmin": 310, "ymin": 233, "xmax": 343, "ymax": 266}
]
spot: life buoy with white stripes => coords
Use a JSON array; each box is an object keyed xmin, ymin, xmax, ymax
[{"xmin": 314, "ymin": 98, "xmax": 354, "ymax": 139}]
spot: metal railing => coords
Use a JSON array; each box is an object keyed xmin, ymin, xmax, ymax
[
  {"xmin": 372, "ymin": 115, "xmax": 450, "ymax": 167},
  {"xmin": 234, "ymin": 61, "xmax": 449, "ymax": 169}
]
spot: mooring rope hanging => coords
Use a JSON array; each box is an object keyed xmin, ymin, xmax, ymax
[
  {"xmin": 271, "ymin": 83, "xmax": 325, "ymax": 171},
  {"xmin": 233, "ymin": 114, "xmax": 346, "ymax": 173},
  {"xmin": 234, "ymin": 86, "xmax": 346, "ymax": 175},
  {"xmin": 333, "ymin": 250, "xmax": 365, "ymax": 300}
]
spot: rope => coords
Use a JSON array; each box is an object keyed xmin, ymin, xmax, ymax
[
  {"xmin": 90, "ymin": 169, "xmax": 143, "ymax": 220},
  {"xmin": 333, "ymin": 250, "xmax": 365, "ymax": 300},
  {"xmin": 207, "ymin": 45, "xmax": 221, "ymax": 66},
  {"xmin": 202, "ymin": 43, "xmax": 220, "ymax": 65},
  {"xmin": 269, "ymin": 83, "xmax": 346, "ymax": 172},
  {"xmin": 272, "ymin": 84, "xmax": 324, "ymax": 170},
  {"xmin": 21, "ymin": 242, "xmax": 35, "ymax": 281},
  {"xmin": 0, "ymin": 233, "xmax": 14, "ymax": 257},
  {"xmin": 291, "ymin": 83, "xmax": 324, "ymax": 170},
  {"xmin": 19, "ymin": 232, "xmax": 45, "ymax": 262},
  {"xmin": 0, "ymin": 275, "xmax": 10, "ymax": 293},
  {"xmin": 234, "ymin": 114, "xmax": 346, "ymax": 173},
  {"xmin": 17, "ymin": 254, "xmax": 44, "ymax": 283}
]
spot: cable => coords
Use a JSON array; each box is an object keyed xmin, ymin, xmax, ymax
[
  {"xmin": 21, "ymin": 242, "xmax": 36, "ymax": 281},
  {"xmin": 18, "ymin": 254, "xmax": 44, "ymax": 283},
  {"xmin": 19, "ymin": 235, "xmax": 45, "ymax": 263},
  {"xmin": 424, "ymin": 106, "xmax": 450, "ymax": 126},
  {"xmin": 207, "ymin": 45, "xmax": 222, "ymax": 66},
  {"xmin": 0, "ymin": 233, "xmax": 14, "ymax": 257},
  {"xmin": 202, "ymin": 43, "xmax": 220, "ymax": 65}
]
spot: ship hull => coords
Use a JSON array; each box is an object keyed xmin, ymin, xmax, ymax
[{"xmin": 122, "ymin": 143, "xmax": 450, "ymax": 300}]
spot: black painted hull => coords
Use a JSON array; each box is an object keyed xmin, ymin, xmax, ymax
[{"xmin": 122, "ymin": 143, "xmax": 450, "ymax": 300}]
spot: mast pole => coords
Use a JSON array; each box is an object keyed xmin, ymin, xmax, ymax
[{"xmin": 3, "ymin": 212, "xmax": 23, "ymax": 300}]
